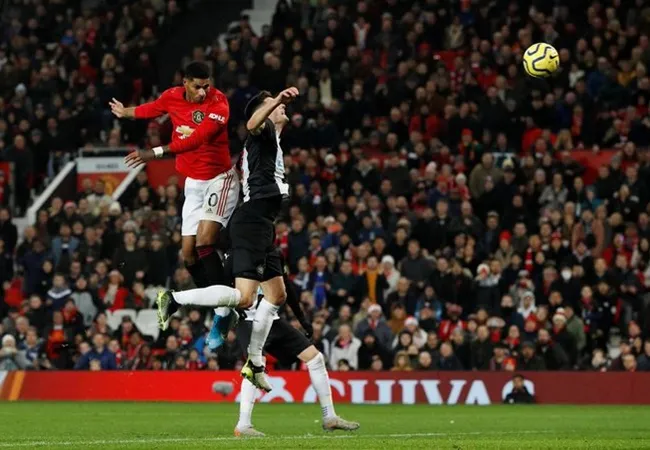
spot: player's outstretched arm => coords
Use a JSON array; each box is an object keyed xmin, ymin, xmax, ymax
[
  {"xmin": 246, "ymin": 87, "xmax": 298, "ymax": 134},
  {"xmin": 109, "ymin": 98, "xmax": 136, "ymax": 119},
  {"xmin": 112, "ymin": 89, "xmax": 172, "ymax": 120},
  {"xmin": 124, "ymin": 98, "xmax": 228, "ymax": 169}
]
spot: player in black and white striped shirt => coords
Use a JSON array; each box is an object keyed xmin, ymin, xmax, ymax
[{"xmin": 157, "ymin": 87, "xmax": 299, "ymax": 392}]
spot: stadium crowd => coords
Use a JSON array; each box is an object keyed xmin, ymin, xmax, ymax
[{"xmin": 1, "ymin": 0, "xmax": 650, "ymax": 373}]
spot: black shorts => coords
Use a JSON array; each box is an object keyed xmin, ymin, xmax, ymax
[
  {"xmin": 236, "ymin": 318, "xmax": 311, "ymax": 364},
  {"xmin": 229, "ymin": 196, "xmax": 283, "ymax": 282}
]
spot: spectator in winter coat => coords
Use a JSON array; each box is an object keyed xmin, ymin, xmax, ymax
[
  {"xmin": 0, "ymin": 334, "xmax": 30, "ymax": 370},
  {"xmin": 380, "ymin": 255, "xmax": 400, "ymax": 297},
  {"xmin": 330, "ymin": 260, "xmax": 359, "ymax": 310},
  {"xmin": 112, "ymin": 231, "xmax": 148, "ymax": 287},
  {"xmin": 355, "ymin": 304, "xmax": 393, "ymax": 350},
  {"xmin": 70, "ymin": 278, "xmax": 99, "ymax": 327},
  {"xmin": 552, "ymin": 309, "xmax": 578, "ymax": 366},
  {"xmin": 503, "ymin": 374, "xmax": 535, "ymax": 404},
  {"xmin": 572, "ymin": 209, "xmax": 605, "ymax": 258},
  {"xmin": 385, "ymin": 277, "xmax": 419, "ymax": 317},
  {"xmin": 74, "ymin": 333, "xmax": 117, "ymax": 370},
  {"xmin": 330, "ymin": 324, "xmax": 362, "ymax": 370},
  {"xmin": 357, "ymin": 331, "xmax": 390, "ymax": 370},
  {"xmin": 563, "ymin": 306, "xmax": 586, "ymax": 354},
  {"xmin": 50, "ymin": 223, "xmax": 80, "ymax": 269},
  {"xmin": 20, "ymin": 240, "xmax": 48, "ymax": 295},
  {"xmin": 399, "ymin": 240, "xmax": 432, "ymax": 288},
  {"xmin": 517, "ymin": 341, "xmax": 546, "ymax": 370},
  {"xmin": 46, "ymin": 273, "xmax": 72, "ymax": 311},
  {"xmin": 469, "ymin": 153, "xmax": 503, "ymax": 199},
  {"xmin": 99, "ymin": 270, "xmax": 130, "ymax": 312},
  {"xmin": 437, "ymin": 342, "xmax": 463, "ymax": 370},
  {"xmin": 536, "ymin": 328, "xmax": 570, "ymax": 370},
  {"xmin": 470, "ymin": 325, "xmax": 493, "ymax": 370}
]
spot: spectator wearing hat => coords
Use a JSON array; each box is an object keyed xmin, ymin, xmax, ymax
[
  {"xmin": 0, "ymin": 334, "xmax": 30, "ymax": 370},
  {"xmin": 99, "ymin": 270, "xmax": 129, "ymax": 312},
  {"xmin": 380, "ymin": 255, "xmax": 400, "ymax": 297},
  {"xmin": 355, "ymin": 303, "xmax": 393, "ymax": 350},
  {"xmin": 475, "ymin": 263, "xmax": 501, "ymax": 313},
  {"xmin": 401, "ymin": 316, "xmax": 427, "ymax": 349}
]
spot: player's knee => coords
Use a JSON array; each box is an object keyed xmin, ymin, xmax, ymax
[
  {"xmin": 196, "ymin": 221, "xmax": 220, "ymax": 246},
  {"xmin": 300, "ymin": 347, "xmax": 322, "ymax": 364},
  {"xmin": 237, "ymin": 289, "xmax": 256, "ymax": 309},
  {"xmin": 298, "ymin": 345, "xmax": 325, "ymax": 368}
]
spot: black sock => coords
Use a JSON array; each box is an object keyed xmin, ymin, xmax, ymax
[
  {"xmin": 196, "ymin": 245, "xmax": 225, "ymax": 285},
  {"xmin": 186, "ymin": 261, "xmax": 210, "ymax": 289}
]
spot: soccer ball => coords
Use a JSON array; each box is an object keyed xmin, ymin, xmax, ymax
[{"xmin": 523, "ymin": 43, "xmax": 559, "ymax": 78}]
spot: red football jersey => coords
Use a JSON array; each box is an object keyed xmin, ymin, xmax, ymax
[{"xmin": 134, "ymin": 87, "xmax": 231, "ymax": 180}]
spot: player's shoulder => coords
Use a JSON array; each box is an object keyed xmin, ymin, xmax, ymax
[
  {"xmin": 161, "ymin": 86, "xmax": 184, "ymax": 99},
  {"xmin": 208, "ymin": 88, "xmax": 229, "ymax": 106}
]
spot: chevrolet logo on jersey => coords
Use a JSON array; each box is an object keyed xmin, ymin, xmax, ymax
[
  {"xmin": 192, "ymin": 110, "xmax": 205, "ymax": 124},
  {"xmin": 175, "ymin": 125, "xmax": 195, "ymax": 139}
]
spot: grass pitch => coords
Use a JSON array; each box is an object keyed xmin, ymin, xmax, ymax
[{"xmin": 0, "ymin": 403, "xmax": 649, "ymax": 449}]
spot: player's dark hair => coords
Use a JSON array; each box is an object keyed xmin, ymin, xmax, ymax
[
  {"xmin": 183, "ymin": 61, "xmax": 210, "ymax": 80},
  {"xmin": 244, "ymin": 90, "xmax": 273, "ymax": 120}
]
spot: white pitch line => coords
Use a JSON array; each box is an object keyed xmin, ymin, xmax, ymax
[{"xmin": 0, "ymin": 430, "xmax": 554, "ymax": 448}]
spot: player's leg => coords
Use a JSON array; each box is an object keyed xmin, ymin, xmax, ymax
[
  {"xmin": 233, "ymin": 318, "xmax": 265, "ymax": 437},
  {"xmin": 196, "ymin": 169, "xmax": 239, "ymax": 284},
  {"xmin": 298, "ymin": 346, "xmax": 360, "ymax": 432},
  {"xmin": 181, "ymin": 178, "xmax": 210, "ymax": 288},
  {"xmin": 241, "ymin": 251, "xmax": 286, "ymax": 392},
  {"xmin": 234, "ymin": 378, "xmax": 265, "ymax": 437},
  {"xmin": 198, "ymin": 169, "xmax": 240, "ymax": 347}
]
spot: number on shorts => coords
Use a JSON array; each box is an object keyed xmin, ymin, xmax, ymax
[{"xmin": 208, "ymin": 193, "xmax": 218, "ymax": 207}]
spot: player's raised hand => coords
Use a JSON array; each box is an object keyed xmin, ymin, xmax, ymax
[
  {"xmin": 109, "ymin": 98, "xmax": 126, "ymax": 118},
  {"xmin": 124, "ymin": 149, "xmax": 155, "ymax": 169},
  {"xmin": 276, "ymin": 87, "xmax": 299, "ymax": 105}
]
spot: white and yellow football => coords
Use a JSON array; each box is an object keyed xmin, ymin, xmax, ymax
[{"xmin": 523, "ymin": 43, "xmax": 559, "ymax": 78}]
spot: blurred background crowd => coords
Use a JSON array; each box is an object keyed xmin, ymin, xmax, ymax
[{"xmin": 1, "ymin": 0, "xmax": 650, "ymax": 373}]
